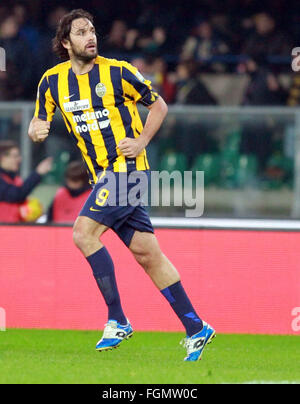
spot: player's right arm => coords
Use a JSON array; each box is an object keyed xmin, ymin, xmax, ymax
[
  {"xmin": 28, "ymin": 117, "xmax": 51, "ymax": 143},
  {"xmin": 28, "ymin": 71, "xmax": 56, "ymax": 143}
]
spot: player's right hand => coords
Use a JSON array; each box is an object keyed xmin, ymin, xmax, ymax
[{"xmin": 28, "ymin": 118, "xmax": 51, "ymax": 143}]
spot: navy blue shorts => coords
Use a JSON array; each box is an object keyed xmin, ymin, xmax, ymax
[{"xmin": 79, "ymin": 170, "xmax": 154, "ymax": 247}]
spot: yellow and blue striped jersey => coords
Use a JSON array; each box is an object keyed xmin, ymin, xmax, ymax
[{"xmin": 35, "ymin": 56, "xmax": 159, "ymax": 184}]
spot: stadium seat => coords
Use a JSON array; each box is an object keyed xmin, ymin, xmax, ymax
[
  {"xmin": 219, "ymin": 152, "xmax": 258, "ymax": 189},
  {"xmin": 219, "ymin": 151, "xmax": 239, "ymax": 188},
  {"xmin": 191, "ymin": 153, "xmax": 221, "ymax": 186},
  {"xmin": 159, "ymin": 151, "xmax": 188, "ymax": 173},
  {"xmin": 264, "ymin": 154, "xmax": 294, "ymax": 189},
  {"xmin": 158, "ymin": 136, "xmax": 176, "ymax": 156},
  {"xmin": 223, "ymin": 130, "xmax": 241, "ymax": 154},
  {"xmin": 234, "ymin": 154, "xmax": 258, "ymax": 187},
  {"xmin": 218, "ymin": 130, "xmax": 242, "ymax": 188}
]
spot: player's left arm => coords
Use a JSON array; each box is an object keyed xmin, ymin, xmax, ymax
[{"xmin": 118, "ymin": 96, "xmax": 168, "ymax": 158}]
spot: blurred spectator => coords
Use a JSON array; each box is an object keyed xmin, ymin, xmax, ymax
[
  {"xmin": 138, "ymin": 26, "xmax": 171, "ymax": 57},
  {"xmin": 0, "ymin": 140, "xmax": 52, "ymax": 223},
  {"xmin": 131, "ymin": 57, "xmax": 151, "ymax": 77},
  {"xmin": 180, "ymin": 19, "xmax": 230, "ymax": 70},
  {"xmin": 150, "ymin": 57, "xmax": 177, "ymax": 104},
  {"xmin": 47, "ymin": 160, "xmax": 90, "ymax": 223},
  {"xmin": 171, "ymin": 60, "xmax": 218, "ymax": 165},
  {"xmin": 174, "ymin": 61, "xmax": 217, "ymax": 105},
  {"xmin": 242, "ymin": 12, "xmax": 290, "ymax": 59},
  {"xmin": 0, "ymin": 61, "xmax": 21, "ymax": 100},
  {"xmin": 0, "ymin": 1, "xmax": 296, "ymax": 101},
  {"xmin": 136, "ymin": 2, "xmax": 171, "ymax": 33},
  {"xmin": 101, "ymin": 20, "xmax": 128, "ymax": 53},
  {"xmin": 131, "ymin": 56, "xmax": 176, "ymax": 103},
  {"xmin": 0, "ymin": 13, "xmax": 34, "ymax": 99},
  {"xmin": 36, "ymin": 6, "xmax": 68, "ymax": 77},
  {"xmin": 210, "ymin": 13, "xmax": 234, "ymax": 44},
  {"xmin": 240, "ymin": 55, "xmax": 287, "ymax": 170},
  {"xmin": 12, "ymin": 2, "xmax": 40, "ymax": 55},
  {"xmin": 0, "ymin": 5, "xmax": 7, "ymax": 23},
  {"xmin": 242, "ymin": 57, "xmax": 287, "ymax": 105},
  {"xmin": 124, "ymin": 28, "xmax": 141, "ymax": 54}
]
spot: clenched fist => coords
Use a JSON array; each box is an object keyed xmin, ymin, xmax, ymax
[{"xmin": 28, "ymin": 118, "xmax": 51, "ymax": 143}]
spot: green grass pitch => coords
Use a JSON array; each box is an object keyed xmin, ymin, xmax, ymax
[{"xmin": 0, "ymin": 329, "xmax": 299, "ymax": 384}]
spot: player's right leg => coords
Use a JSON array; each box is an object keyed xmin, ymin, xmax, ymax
[{"xmin": 73, "ymin": 215, "xmax": 132, "ymax": 351}]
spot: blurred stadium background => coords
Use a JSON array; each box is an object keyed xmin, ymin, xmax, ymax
[
  {"xmin": 0, "ymin": 0, "xmax": 300, "ymax": 349},
  {"xmin": 1, "ymin": 0, "xmax": 300, "ymax": 217}
]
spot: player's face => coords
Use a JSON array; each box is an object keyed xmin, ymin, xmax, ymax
[{"xmin": 67, "ymin": 18, "xmax": 97, "ymax": 62}]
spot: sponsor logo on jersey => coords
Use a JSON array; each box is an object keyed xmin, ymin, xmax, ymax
[
  {"xmin": 72, "ymin": 109, "xmax": 111, "ymax": 133},
  {"xmin": 63, "ymin": 99, "xmax": 90, "ymax": 113}
]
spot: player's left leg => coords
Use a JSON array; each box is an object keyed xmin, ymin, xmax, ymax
[
  {"xmin": 129, "ymin": 230, "xmax": 215, "ymax": 361},
  {"xmin": 128, "ymin": 230, "xmax": 202, "ymax": 334}
]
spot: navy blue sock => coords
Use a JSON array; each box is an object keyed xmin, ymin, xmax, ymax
[
  {"xmin": 161, "ymin": 281, "xmax": 203, "ymax": 337},
  {"xmin": 86, "ymin": 247, "xmax": 127, "ymax": 325}
]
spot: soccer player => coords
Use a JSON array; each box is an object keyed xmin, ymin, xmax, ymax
[{"xmin": 28, "ymin": 9, "xmax": 215, "ymax": 361}]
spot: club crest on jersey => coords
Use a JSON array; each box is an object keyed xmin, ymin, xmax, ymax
[{"xmin": 95, "ymin": 83, "xmax": 106, "ymax": 98}]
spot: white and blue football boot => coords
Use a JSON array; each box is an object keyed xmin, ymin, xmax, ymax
[
  {"xmin": 181, "ymin": 321, "xmax": 216, "ymax": 361},
  {"xmin": 96, "ymin": 319, "xmax": 133, "ymax": 351}
]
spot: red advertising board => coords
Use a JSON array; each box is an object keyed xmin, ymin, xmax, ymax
[{"xmin": 0, "ymin": 225, "xmax": 299, "ymax": 334}]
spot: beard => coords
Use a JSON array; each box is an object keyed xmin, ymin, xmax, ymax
[{"xmin": 70, "ymin": 41, "xmax": 97, "ymax": 62}]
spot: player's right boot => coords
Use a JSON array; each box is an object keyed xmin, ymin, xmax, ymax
[
  {"xmin": 96, "ymin": 319, "xmax": 133, "ymax": 351},
  {"xmin": 181, "ymin": 321, "xmax": 216, "ymax": 361}
]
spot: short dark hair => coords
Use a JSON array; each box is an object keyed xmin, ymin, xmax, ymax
[
  {"xmin": 0, "ymin": 140, "xmax": 19, "ymax": 159},
  {"xmin": 65, "ymin": 160, "xmax": 89, "ymax": 183},
  {"xmin": 52, "ymin": 9, "xmax": 94, "ymax": 60}
]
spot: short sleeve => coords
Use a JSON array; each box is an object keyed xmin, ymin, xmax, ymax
[
  {"xmin": 121, "ymin": 61, "xmax": 159, "ymax": 107},
  {"xmin": 34, "ymin": 72, "xmax": 56, "ymax": 121}
]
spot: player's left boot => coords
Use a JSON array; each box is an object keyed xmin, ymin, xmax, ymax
[
  {"xmin": 96, "ymin": 319, "xmax": 133, "ymax": 351},
  {"xmin": 181, "ymin": 321, "xmax": 216, "ymax": 361}
]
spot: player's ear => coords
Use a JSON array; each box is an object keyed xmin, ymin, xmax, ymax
[{"xmin": 61, "ymin": 38, "xmax": 71, "ymax": 51}]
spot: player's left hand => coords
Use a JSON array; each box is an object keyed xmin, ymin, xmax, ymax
[{"xmin": 118, "ymin": 137, "xmax": 146, "ymax": 158}]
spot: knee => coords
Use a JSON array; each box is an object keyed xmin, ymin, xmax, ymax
[
  {"xmin": 134, "ymin": 249, "xmax": 163, "ymax": 273},
  {"xmin": 134, "ymin": 250, "xmax": 151, "ymax": 270},
  {"xmin": 72, "ymin": 217, "xmax": 107, "ymax": 256},
  {"xmin": 73, "ymin": 222, "xmax": 95, "ymax": 252},
  {"xmin": 73, "ymin": 225, "xmax": 88, "ymax": 251}
]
